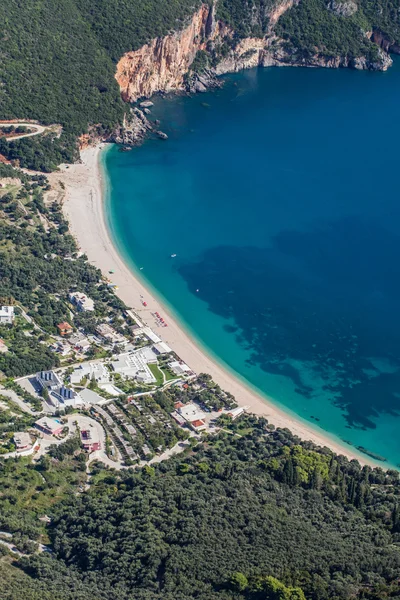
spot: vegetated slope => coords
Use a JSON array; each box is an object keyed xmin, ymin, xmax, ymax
[
  {"xmin": 9, "ymin": 421, "xmax": 400, "ymax": 600},
  {"xmin": 1, "ymin": 0, "xmax": 400, "ymax": 170},
  {"xmin": 76, "ymin": 0, "xmax": 202, "ymax": 61},
  {"xmin": 0, "ymin": 0, "xmax": 123, "ymax": 131}
]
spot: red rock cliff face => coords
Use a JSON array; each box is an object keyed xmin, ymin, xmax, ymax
[
  {"xmin": 115, "ymin": 1, "xmax": 393, "ymax": 103},
  {"xmin": 115, "ymin": 4, "xmax": 222, "ymax": 101}
]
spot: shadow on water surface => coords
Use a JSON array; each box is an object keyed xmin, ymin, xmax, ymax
[{"xmin": 179, "ymin": 215, "xmax": 400, "ymax": 430}]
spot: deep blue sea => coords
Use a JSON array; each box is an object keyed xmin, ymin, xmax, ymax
[{"xmin": 104, "ymin": 59, "xmax": 400, "ymax": 467}]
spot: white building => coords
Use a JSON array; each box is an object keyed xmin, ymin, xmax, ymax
[
  {"xmin": 153, "ymin": 342, "xmax": 172, "ymax": 355},
  {"xmin": 141, "ymin": 327, "xmax": 161, "ymax": 344},
  {"xmin": 174, "ymin": 402, "xmax": 207, "ymax": 431},
  {"xmin": 227, "ymin": 406, "xmax": 246, "ymax": 420},
  {"xmin": 0, "ymin": 306, "xmax": 14, "ymax": 325},
  {"xmin": 69, "ymin": 291, "xmax": 95, "ymax": 312},
  {"xmin": 168, "ymin": 361, "xmax": 193, "ymax": 377},
  {"xmin": 110, "ymin": 350, "xmax": 156, "ymax": 384},
  {"xmin": 50, "ymin": 385, "xmax": 83, "ymax": 409},
  {"xmin": 70, "ymin": 362, "xmax": 110, "ymax": 386}
]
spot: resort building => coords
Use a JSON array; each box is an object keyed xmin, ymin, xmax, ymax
[
  {"xmin": 110, "ymin": 349, "xmax": 156, "ymax": 384},
  {"xmin": 80, "ymin": 428, "xmax": 101, "ymax": 452},
  {"xmin": 13, "ymin": 432, "xmax": 32, "ymax": 450},
  {"xmin": 50, "ymin": 386, "xmax": 83, "ymax": 409},
  {"xmin": 174, "ymin": 402, "xmax": 207, "ymax": 432},
  {"xmin": 36, "ymin": 370, "xmax": 62, "ymax": 391},
  {"xmin": 35, "ymin": 417, "xmax": 64, "ymax": 436},
  {"xmin": 141, "ymin": 326, "xmax": 161, "ymax": 344},
  {"xmin": 153, "ymin": 342, "xmax": 173, "ymax": 355},
  {"xmin": 227, "ymin": 407, "xmax": 246, "ymax": 420},
  {"xmin": 168, "ymin": 361, "xmax": 193, "ymax": 377},
  {"xmin": 70, "ymin": 361, "xmax": 110, "ymax": 386},
  {"xmin": 0, "ymin": 305, "xmax": 14, "ymax": 325},
  {"xmin": 69, "ymin": 291, "xmax": 95, "ymax": 312},
  {"xmin": 98, "ymin": 383, "xmax": 124, "ymax": 396}
]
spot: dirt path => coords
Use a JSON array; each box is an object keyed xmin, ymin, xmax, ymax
[{"xmin": 0, "ymin": 122, "xmax": 47, "ymax": 141}]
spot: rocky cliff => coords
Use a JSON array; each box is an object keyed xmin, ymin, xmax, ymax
[
  {"xmin": 115, "ymin": 4, "xmax": 225, "ymax": 102},
  {"xmin": 115, "ymin": 1, "xmax": 395, "ymax": 103}
]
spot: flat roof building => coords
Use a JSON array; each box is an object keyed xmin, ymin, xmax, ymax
[
  {"xmin": 35, "ymin": 417, "xmax": 64, "ymax": 436},
  {"xmin": 80, "ymin": 428, "xmax": 101, "ymax": 452},
  {"xmin": 177, "ymin": 402, "xmax": 206, "ymax": 423},
  {"xmin": 227, "ymin": 406, "xmax": 246, "ymax": 420},
  {"xmin": 96, "ymin": 323, "xmax": 126, "ymax": 345},
  {"xmin": 0, "ymin": 306, "xmax": 14, "ymax": 325},
  {"xmin": 141, "ymin": 327, "xmax": 161, "ymax": 344},
  {"xmin": 69, "ymin": 291, "xmax": 95, "ymax": 312},
  {"xmin": 110, "ymin": 351, "xmax": 156, "ymax": 384},
  {"xmin": 80, "ymin": 388, "xmax": 107, "ymax": 405},
  {"xmin": 13, "ymin": 431, "xmax": 32, "ymax": 450},
  {"xmin": 168, "ymin": 361, "xmax": 193, "ymax": 377},
  {"xmin": 70, "ymin": 362, "xmax": 110, "ymax": 385},
  {"xmin": 51, "ymin": 386, "xmax": 83, "ymax": 409},
  {"xmin": 36, "ymin": 370, "xmax": 62, "ymax": 391},
  {"xmin": 153, "ymin": 342, "xmax": 172, "ymax": 355}
]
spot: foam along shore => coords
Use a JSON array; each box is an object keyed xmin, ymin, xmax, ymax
[{"xmin": 55, "ymin": 144, "xmax": 380, "ymax": 467}]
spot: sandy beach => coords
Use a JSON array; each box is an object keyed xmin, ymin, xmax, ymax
[{"xmin": 54, "ymin": 144, "xmax": 379, "ymax": 466}]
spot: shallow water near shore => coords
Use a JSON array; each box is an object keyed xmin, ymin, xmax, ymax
[{"xmin": 105, "ymin": 59, "xmax": 400, "ymax": 467}]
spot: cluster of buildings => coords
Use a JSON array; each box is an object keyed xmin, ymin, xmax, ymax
[
  {"xmin": 36, "ymin": 370, "xmax": 83, "ymax": 409},
  {"xmin": 95, "ymin": 404, "xmax": 138, "ymax": 459},
  {"xmin": 110, "ymin": 347, "xmax": 159, "ymax": 384}
]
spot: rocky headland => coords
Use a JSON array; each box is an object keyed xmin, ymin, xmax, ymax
[
  {"xmin": 109, "ymin": 1, "xmax": 399, "ymax": 145},
  {"xmin": 114, "ymin": 1, "xmax": 397, "ymax": 105}
]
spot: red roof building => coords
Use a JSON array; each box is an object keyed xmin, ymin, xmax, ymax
[
  {"xmin": 190, "ymin": 419, "xmax": 207, "ymax": 431},
  {"xmin": 57, "ymin": 322, "xmax": 73, "ymax": 336}
]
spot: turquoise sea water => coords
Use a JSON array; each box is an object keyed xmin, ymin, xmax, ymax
[{"xmin": 104, "ymin": 59, "xmax": 400, "ymax": 467}]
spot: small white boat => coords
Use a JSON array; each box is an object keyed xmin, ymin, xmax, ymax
[{"xmin": 170, "ymin": 253, "xmax": 177, "ymax": 258}]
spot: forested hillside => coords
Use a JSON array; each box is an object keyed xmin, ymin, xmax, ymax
[
  {"xmin": 2, "ymin": 0, "xmax": 400, "ymax": 170},
  {"xmin": 3, "ymin": 418, "xmax": 400, "ymax": 600}
]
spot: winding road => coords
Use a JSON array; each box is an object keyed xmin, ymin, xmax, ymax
[{"xmin": 0, "ymin": 122, "xmax": 46, "ymax": 141}]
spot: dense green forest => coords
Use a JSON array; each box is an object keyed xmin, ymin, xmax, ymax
[
  {"xmin": 2, "ymin": 418, "xmax": 400, "ymax": 599},
  {"xmin": 0, "ymin": 166, "xmax": 125, "ymax": 376},
  {"xmin": 2, "ymin": 0, "xmax": 400, "ymax": 170}
]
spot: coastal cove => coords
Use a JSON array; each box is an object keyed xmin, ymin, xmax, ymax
[{"xmin": 101, "ymin": 61, "xmax": 400, "ymax": 468}]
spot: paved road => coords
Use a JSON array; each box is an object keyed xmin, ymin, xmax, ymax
[
  {"xmin": 0, "ymin": 386, "xmax": 36, "ymax": 415},
  {"xmin": 0, "ymin": 122, "xmax": 46, "ymax": 141}
]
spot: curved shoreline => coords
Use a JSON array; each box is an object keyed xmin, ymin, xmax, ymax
[{"xmin": 55, "ymin": 144, "xmax": 382, "ymax": 468}]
